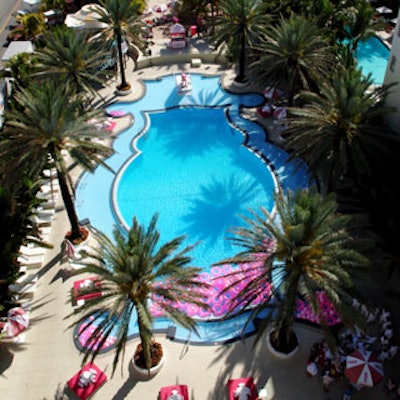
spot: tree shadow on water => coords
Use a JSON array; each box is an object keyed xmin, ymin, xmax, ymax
[{"xmin": 181, "ymin": 175, "xmax": 260, "ymax": 245}]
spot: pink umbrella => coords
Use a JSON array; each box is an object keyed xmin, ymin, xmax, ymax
[
  {"xmin": 5, "ymin": 307, "xmax": 29, "ymax": 337},
  {"xmin": 345, "ymin": 350, "xmax": 384, "ymax": 387}
]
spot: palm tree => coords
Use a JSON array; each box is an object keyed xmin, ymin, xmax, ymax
[
  {"xmin": 216, "ymin": 187, "xmax": 370, "ymax": 353},
  {"xmin": 250, "ymin": 14, "xmax": 334, "ymax": 105},
  {"xmin": 0, "ymin": 83, "xmax": 114, "ymax": 243},
  {"xmin": 344, "ymin": 1, "xmax": 376, "ymax": 52},
  {"xmin": 70, "ymin": 214, "xmax": 210, "ymax": 375},
  {"xmin": 4, "ymin": 52, "xmax": 37, "ymax": 92},
  {"xmin": 95, "ymin": 0, "xmax": 147, "ymax": 92},
  {"xmin": 212, "ymin": 0, "xmax": 269, "ymax": 83},
  {"xmin": 33, "ymin": 26, "xmax": 113, "ymax": 97},
  {"xmin": 283, "ymin": 67, "xmax": 400, "ymax": 193},
  {"xmin": 15, "ymin": 12, "xmax": 46, "ymax": 41}
]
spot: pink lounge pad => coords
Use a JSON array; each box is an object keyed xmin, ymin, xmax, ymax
[
  {"xmin": 228, "ymin": 377, "xmax": 258, "ymax": 400},
  {"xmin": 106, "ymin": 110, "xmax": 126, "ymax": 118},
  {"xmin": 159, "ymin": 384, "xmax": 189, "ymax": 400},
  {"xmin": 73, "ymin": 277, "xmax": 102, "ymax": 303},
  {"xmin": 67, "ymin": 362, "xmax": 107, "ymax": 400}
]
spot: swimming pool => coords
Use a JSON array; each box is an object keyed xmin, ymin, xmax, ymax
[
  {"xmin": 114, "ymin": 107, "xmax": 276, "ymax": 269},
  {"xmin": 74, "ymin": 73, "xmax": 313, "ymax": 346},
  {"xmin": 76, "ymin": 74, "xmax": 311, "ymax": 271},
  {"xmin": 356, "ymin": 36, "xmax": 390, "ymax": 85}
]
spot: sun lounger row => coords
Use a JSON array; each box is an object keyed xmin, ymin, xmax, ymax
[{"xmin": 158, "ymin": 378, "xmax": 268, "ymax": 400}]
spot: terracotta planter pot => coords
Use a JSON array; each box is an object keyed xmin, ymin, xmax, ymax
[
  {"xmin": 115, "ymin": 83, "xmax": 132, "ymax": 96},
  {"xmin": 131, "ymin": 342, "xmax": 165, "ymax": 379},
  {"xmin": 267, "ymin": 329, "xmax": 299, "ymax": 359},
  {"xmin": 65, "ymin": 226, "xmax": 89, "ymax": 246}
]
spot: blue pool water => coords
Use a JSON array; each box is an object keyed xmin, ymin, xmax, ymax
[
  {"xmin": 356, "ymin": 36, "xmax": 390, "ymax": 85},
  {"xmin": 114, "ymin": 107, "xmax": 276, "ymax": 270},
  {"xmin": 76, "ymin": 74, "xmax": 311, "ymax": 271},
  {"xmin": 75, "ymin": 74, "xmax": 312, "ymax": 345}
]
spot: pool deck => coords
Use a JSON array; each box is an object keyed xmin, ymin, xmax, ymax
[{"xmin": 0, "ymin": 38, "xmax": 387, "ymax": 400}]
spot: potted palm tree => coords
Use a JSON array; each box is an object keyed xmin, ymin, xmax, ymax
[
  {"xmin": 0, "ymin": 83, "xmax": 114, "ymax": 245},
  {"xmin": 212, "ymin": 0, "xmax": 269, "ymax": 84},
  {"xmin": 94, "ymin": 0, "xmax": 148, "ymax": 95},
  {"xmin": 215, "ymin": 187, "xmax": 369, "ymax": 358},
  {"xmin": 69, "ymin": 214, "xmax": 210, "ymax": 377}
]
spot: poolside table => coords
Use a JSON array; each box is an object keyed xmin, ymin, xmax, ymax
[
  {"xmin": 73, "ymin": 277, "xmax": 102, "ymax": 305},
  {"xmin": 67, "ymin": 362, "xmax": 107, "ymax": 400}
]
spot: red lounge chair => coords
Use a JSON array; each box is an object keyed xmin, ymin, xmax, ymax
[
  {"xmin": 159, "ymin": 384, "xmax": 189, "ymax": 400},
  {"xmin": 73, "ymin": 278, "xmax": 102, "ymax": 304},
  {"xmin": 228, "ymin": 377, "xmax": 258, "ymax": 400},
  {"xmin": 103, "ymin": 120, "xmax": 117, "ymax": 132},
  {"xmin": 67, "ymin": 363, "xmax": 107, "ymax": 400}
]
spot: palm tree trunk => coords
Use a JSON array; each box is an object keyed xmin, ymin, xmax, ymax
[
  {"xmin": 235, "ymin": 31, "xmax": 247, "ymax": 83},
  {"xmin": 136, "ymin": 313, "xmax": 153, "ymax": 372},
  {"xmin": 56, "ymin": 168, "xmax": 81, "ymax": 240},
  {"xmin": 115, "ymin": 28, "xmax": 128, "ymax": 90}
]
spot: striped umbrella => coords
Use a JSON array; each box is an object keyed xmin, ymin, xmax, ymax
[
  {"xmin": 5, "ymin": 307, "xmax": 29, "ymax": 337},
  {"xmin": 345, "ymin": 349, "xmax": 384, "ymax": 387}
]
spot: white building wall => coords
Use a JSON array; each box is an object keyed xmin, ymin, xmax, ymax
[{"xmin": 383, "ymin": 11, "xmax": 400, "ymax": 134}]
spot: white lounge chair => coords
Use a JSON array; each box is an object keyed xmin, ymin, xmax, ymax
[
  {"xmin": 29, "ymin": 215, "xmax": 52, "ymax": 227},
  {"xmin": 16, "ymin": 273, "xmax": 38, "ymax": 285},
  {"xmin": 19, "ymin": 244, "xmax": 46, "ymax": 257},
  {"xmin": 35, "ymin": 206, "xmax": 55, "ymax": 218},
  {"xmin": 9, "ymin": 282, "xmax": 37, "ymax": 298},
  {"xmin": 17, "ymin": 254, "xmax": 44, "ymax": 269},
  {"xmin": 43, "ymin": 168, "xmax": 57, "ymax": 178}
]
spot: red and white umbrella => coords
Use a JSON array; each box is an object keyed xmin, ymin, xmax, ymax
[
  {"xmin": 4, "ymin": 307, "xmax": 29, "ymax": 337},
  {"xmin": 273, "ymin": 106, "xmax": 287, "ymax": 120},
  {"xmin": 264, "ymin": 86, "xmax": 284, "ymax": 101},
  {"xmin": 345, "ymin": 349, "xmax": 384, "ymax": 387}
]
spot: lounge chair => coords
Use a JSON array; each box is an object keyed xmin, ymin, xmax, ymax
[
  {"xmin": 17, "ymin": 254, "xmax": 44, "ymax": 269},
  {"xmin": 19, "ymin": 244, "xmax": 46, "ymax": 257},
  {"xmin": 67, "ymin": 362, "xmax": 107, "ymax": 400},
  {"xmin": 8, "ymin": 282, "xmax": 37, "ymax": 299},
  {"xmin": 159, "ymin": 384, "xmax": 189, "ymax": 400},
  {"xmin": 16, "ymin": 273, "xmax": 38, "ymax": 286},
  {"xmin": 29, "ymin": 214, "xmax": 52, "ymax": 227},
  {"xmin": 73, "ymin": 278, "xmax": 102, "ymax": 305},
  {"xmin": 228, "ymin": 377, "xmax": 258, "ymax": 400}
]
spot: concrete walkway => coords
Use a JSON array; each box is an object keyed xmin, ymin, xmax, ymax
[{"xmin": 0, "ymin": 42, "xmax": 387, "ymax": 400}]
